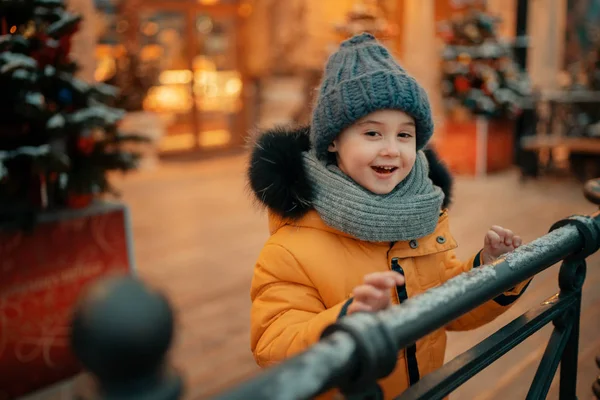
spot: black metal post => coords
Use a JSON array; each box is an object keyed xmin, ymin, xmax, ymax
[
  {"xmin": 526, "ymin": 319, "xmax": 574, "ymax": 399},
  {"xmin": 559, "ymin": 298, "xmax": 580, "ymax": 399},
  {"xmin": 525, "ymin": 254, "xmax": 586, "ymax": 400},
  {"xmin": 512, "ymin": 0, "xmax": 539, "ymax": 178},
  {"xmin": 514, "ymin": 0, "xmax": 529, "ymax": 70},
  {"xmin": 558, "ymin": 259, "xmax": 585, "ymax": 399},
  {"xmin": 70, "ymin": 276, "xmax": 183, "ymax": 400}
]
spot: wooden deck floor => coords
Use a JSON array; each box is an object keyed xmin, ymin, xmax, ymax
[{"xmin": 112, "ymin": 154, "xmax": 600, "ymax": 400}]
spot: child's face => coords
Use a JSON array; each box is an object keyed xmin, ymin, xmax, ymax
[{"xmin": 328, "ymin": 110, "xmax": 417, "ymax": 194}]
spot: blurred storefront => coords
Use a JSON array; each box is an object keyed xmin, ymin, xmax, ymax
[
  {"xmin": 90, "ymin": 0, "xmax": 594, "ymax": 177},
  {"xmin": 94, "ymin": 0, "xmax": 250, "ymax": 156}
]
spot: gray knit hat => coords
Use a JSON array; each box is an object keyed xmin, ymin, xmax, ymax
[{"xmin": 311, "ymin": 32, "xmax": 434, "ymax": 160}]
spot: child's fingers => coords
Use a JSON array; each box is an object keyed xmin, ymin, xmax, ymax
[
  {"xmin": 352, "ymin": 285, "xmax": 387, "ymax": 304},
  {"xmin": 491, "ymin": 225, "xmax": 514, "ymax": 245},
  {"xmin": 347, "ymin": 301, "xmax": 373, "ymax": 315},
  {"xmin": 485, "ymin": 230, "xmax": 502, "ymax": 248},
  {"xmin": 503, "ymin": 229, "xmax": 514, "ymax": 245},
  {"xmin": 363, "ymin": 272, "xmax": 395, "ymax": 288},
  {"xmin": 350, "ymin": 285, "xmax": 390, "ymax": 313},
  {"xmin": 490, "ymin": 225, "xmax": 506, "ymax": 236},
  {"xmin": 513, "ymin": 236, "xmax": 522, "ymax": 248},
  {"xmin": 364, "ymin": 271, "xmax": 404, "ymax": 288}
]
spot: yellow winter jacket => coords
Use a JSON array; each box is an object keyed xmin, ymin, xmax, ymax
[{"xmin": 247, "ymin": 126, "xmax": 530, "ymax": 399}]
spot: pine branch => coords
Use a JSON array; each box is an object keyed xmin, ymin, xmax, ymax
[
  {"xmin": 33, "ymin": 6, "xmax": 64, "ymax": 21},
  {"xmin": 15, "ymin": 92, "xmax": 48, "ymax": 119},
  {"xmin": 0, "ymin": 0, "xmax": 35, "ymax": 13},
  {"xmin": 9, "ymin": 68, "xmax": 36, "ymax": 86},
  {"xmin": 46, "ymin": 105, "xmax": 126, "ymax": 135},
  {"xmin": 0, "ymin": 52, "xmax": 37, "ymax": 75},
  {"xmin": 0, "ymin": 34, "xmax": 29, "ymax": 53},
  {"xmin": 41, "ymin": 67, "xmax": 120, "ymax": 105},
  {"xmin": 47, "ymin": 11, "xmax": 81, "ymax": 38},
  {"xmin": 34, "ymin": 0, "xmax": 64, "ymax": 8},
  {"xmin": 0, "ymin": 144, "xmax": 69, "ymax": 179},
  {"xmin": 89, "ymin": 82, "xmax": 120, "ymax": 102},
  {"xmin": 91, "ymin": 151, "xmax": 140, "ymax": 171},
  {"xmin": 31, "ymin": 150, "xmax": 70, "ymax": 172}
]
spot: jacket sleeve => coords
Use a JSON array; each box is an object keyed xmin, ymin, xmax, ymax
[
  {"xmin": 442, "ymin": 249, "xmax": 532, "ymax": 331},
  {"xmin": 250, "ymin": 243, "xmax": 352, "ymax": 368}
]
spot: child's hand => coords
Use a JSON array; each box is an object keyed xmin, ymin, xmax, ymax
[
  {"xmin": 482, "ymin": 225, "xmax": 522, "ymax": 264},
  {"xmin": 347, "ymin": 271, "xmax": 405, "ymax": 315}
]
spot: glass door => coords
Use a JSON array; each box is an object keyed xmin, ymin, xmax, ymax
[
  {"xmin": 193, "ymin": 12, "xmax": 242, "ymax": 149},
  {"xmin": 136, "ymin": 1, "xmax": 244, "ymax": 154},
  {"xmin": 138, "ymin": 10, "xmax": 198, "ymax": 153}
]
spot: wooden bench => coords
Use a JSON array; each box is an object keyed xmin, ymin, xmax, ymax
[
  {"xmin": 521, "ymin": 136, "xmax": 600, "ymax": 154},
  {"xmin": 521, "ymin": 135, "xmax": 600, "ymax": 181}
]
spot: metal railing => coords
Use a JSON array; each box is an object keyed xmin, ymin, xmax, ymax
[{"xmin": 70, "ymin": 178, "xmax": 600, "ymax": 400}]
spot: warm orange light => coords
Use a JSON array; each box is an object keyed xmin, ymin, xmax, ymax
[
  {"xmin": 199, "ymin": 129, "xmax": 231, "ymax": 148},
  {"xmin": 159, "ymin": 70, "xmax": 193, "ymax": 85},
  {"xmin": 144, "ymin": 86, "xmax": 193, "ymax": 113},
  {"xmin": 238, "ymin": 3, "xmax": 253, "ymax": 17},
  {"xmin": 140, "ymin": 44, "xmax": 163, "ymax": 61},
  {"xmin": 142, "ymin": 21, "xmax": 159, "ymax": 36},
  {"xmin": 159, "ymin": 133, "xmax": 196, "ymax": 152},
  {"xmin": 9, "ymin": 26, "xmax": 16, "ymax": 34}
]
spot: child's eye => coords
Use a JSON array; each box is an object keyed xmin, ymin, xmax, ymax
[
  {"xmin": 364, "ymin": 131, "xmax": 380, "ymax": 137},
  {"xmin": 398, "ymin": 132, "xmax": 413, "ymax": 138}
]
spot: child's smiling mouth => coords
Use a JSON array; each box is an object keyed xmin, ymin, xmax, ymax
[{"xmin": 371, "ymin": 165, "xmax": 398, "ymax": 174}]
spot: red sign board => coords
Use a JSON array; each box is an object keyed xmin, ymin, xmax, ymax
[{"xmin": 0, "ymin": 203, "xmax": 134, "ymax": 399}]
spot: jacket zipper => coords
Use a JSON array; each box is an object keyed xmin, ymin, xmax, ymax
[{"xmin": 391, "ymin": 257, "xmax": 421, "ymax": 386}]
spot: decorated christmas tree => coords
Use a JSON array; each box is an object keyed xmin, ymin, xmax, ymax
[
  {"xmin": 438, "ymin": 9, "xmax": 531, "ymax": 119},
  {"xmin": 0, "ymin": 0, "xmax": 146, "ymax": 229},
  {"xmin": 96, "ymin": 0, "xmax": 159, "ymax": 112}
]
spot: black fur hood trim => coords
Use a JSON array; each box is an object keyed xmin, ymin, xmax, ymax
[{"xmin": 247, "ymin": 125, "xmax": 453, "ymax": 219}]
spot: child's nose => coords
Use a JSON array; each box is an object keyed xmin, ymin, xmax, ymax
[{"xmin": 380, "ymin": 141, "xmax": 400, "ymax": 157}]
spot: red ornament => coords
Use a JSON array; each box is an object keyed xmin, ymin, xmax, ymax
[
  {"xmin": 77, "ymin": 136, "xmax": 95, "ymax": 155},
  {"xmin": 29, "ymin": 34, "xmax": 54, "ymax": 67},
  {"xmin": 57, "ymin": 27, "xmax": 79, "ymax": 64},
  {"xmin": 454, "ymin": 76, "xmax": 471, "ymax": 93},
  {"xmin": 29, "ymin": 31, "xmax": 75, "ymax": 67},
  {"xmin": 439, "ymin": 30, "xmax": 454, "ymax": 43},
  {"xmin": 66, "ymin": 192, "xmax": 93, "ymax": 209}
]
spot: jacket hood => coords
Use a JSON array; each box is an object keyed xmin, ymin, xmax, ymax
[{"xmin": 247, "ymin": 125, "xmax": 453, "ymax": 220}]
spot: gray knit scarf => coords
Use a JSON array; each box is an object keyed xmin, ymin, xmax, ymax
[{"xmin": 303, "ymin": 151, "xmax": 444, "ymax": 242}]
